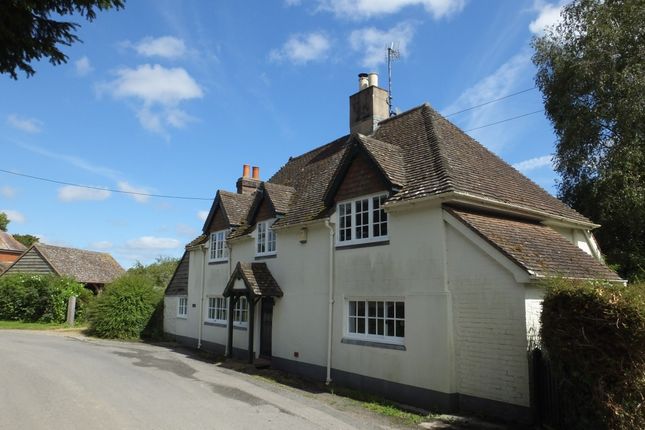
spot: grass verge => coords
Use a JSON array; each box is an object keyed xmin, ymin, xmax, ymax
[{"xmin": 0, "ymin": 320, "xmax": 83, "ymax": 330}]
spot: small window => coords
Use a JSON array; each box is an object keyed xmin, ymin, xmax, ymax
[
  {"xmin": 233, "ymin": 297, "xmax": 248, "ymax": 326},
  {"xmin": 256, "ymin": 220, "xmax": 277, "ymax": 256},
  {"xmin": 347, "ymin": 299, "xmax": 404, "ymax": 344},
  {"xmin": 177, "ymin": 297, "xmax": 188, "ymax": 318},
  {"xmin": 337, "ymin": 193, "xmax": 388, "ymax": 245},
  {"xmin": 209, "ymin": 230, "xmax": 229, "ymax": 262},
  {"xmin": 206, "ymin": 297, "xmax": 227, "ymax": 322}
]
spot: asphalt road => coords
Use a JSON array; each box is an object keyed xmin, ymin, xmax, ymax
[{"xmin": 0, "ymin": 330, "xmax": 403, "ymax": 430}]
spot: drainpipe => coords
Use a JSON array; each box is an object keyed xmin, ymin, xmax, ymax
[
  {"xmin": 197, "ymin": 244, "xmax": 207, "ymax": 349},
  {"xmin": 225, "ymin": 239, "xmax": 233, "ymax": 357},
  {"xmin": 324, "ymin": 219, "xmax": 335, "ymax": 385}
]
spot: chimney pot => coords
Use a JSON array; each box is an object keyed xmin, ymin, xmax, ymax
[
  {"xmin": 368, "ymin": 72, "xmax": 378, "ymax": 87},
  {"xmin": 358, "ymin": 73, "xmax": 369, "ymax": 90},
  {"xmin": 252, "ymin": 166, "xmax": 260, "ymax": 180},
  {"xmin": 242, "ymin": 164, "xmax": 251, "ymax": 178}
]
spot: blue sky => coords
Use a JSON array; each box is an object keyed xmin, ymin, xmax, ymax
[{"xmin": 0, "ymin": 0, "xmax": 566, "ymax": 268}]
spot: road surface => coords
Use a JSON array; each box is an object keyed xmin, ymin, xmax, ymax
[{"xmin": 0, "ymin": 330, "xmax": 407, "ymax": 430}]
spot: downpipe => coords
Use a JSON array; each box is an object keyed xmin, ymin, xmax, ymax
[
  {"xmin": 197, "ymin": 245, "xmax": 207, "ymax": 349},
  {"xmin": 324, "ymin": 219, "xmax": 335, "ymax": 385}
]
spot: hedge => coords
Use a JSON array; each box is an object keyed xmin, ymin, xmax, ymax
[
  {"xmin": 540, "ymin": 279, "xmax": 644, "ymax": 430},
  {"xmin": 0, "ymin": 273, "xmax": 90, "ymax": 323},
  {"xmin": 87, "ymin": 273, "xmax": 164, "ymax": 340}
]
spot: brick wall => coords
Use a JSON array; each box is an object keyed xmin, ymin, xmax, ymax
[
  {"xmin": 255, "ymin": 197, "xmax": 275, "ymax": 222},
  {"xmin": 334, "ymin": 152, "xmax": 389, "ymax": 202},
  {"xmin": 208, "ymin": 209, "xmax": 229, "ymax": 232}
]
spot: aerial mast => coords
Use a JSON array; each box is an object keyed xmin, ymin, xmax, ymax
[{"xmin": 386, "ymin": 42, "xmax": 400, "ymax": 117}]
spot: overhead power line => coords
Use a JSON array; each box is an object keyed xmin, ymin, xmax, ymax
[
  {"xmin": 464, "ymin": 109, "xmax": 545, "ymax": 132},
  {"xmin": 0, "ymin": 169, "xmax": 212, "ymax": 201},
  {"xmin": 444, "ymin": 86, "xmax": 537, "ymax": 118}
]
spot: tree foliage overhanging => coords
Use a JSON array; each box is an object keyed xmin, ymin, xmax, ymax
[
  {"xmin": 532, "ymin": 0, "xmax": 645, "ymax": 281},
  {"xmin": 0, "ymin": 0, "xmax": 124, "ymax": 79}
]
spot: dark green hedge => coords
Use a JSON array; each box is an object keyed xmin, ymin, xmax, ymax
[
  {"xmin": 87, "ymin": 273, "xmax": 164, "ymax": 340},
  {"xmin": 0, "ymin": 273, "xmax": 90, "ymax": 323},
  {"xmin": 540, "ymin": 279, "xmax": 644, "ymax": 430}
]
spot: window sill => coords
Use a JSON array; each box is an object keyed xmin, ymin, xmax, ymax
[
  {"xmin": 255, "ymin": 254, "xmax": 277, "ymax": 260},
  {"xmin": 336, "ymin": 240, "xmax": 389, "ymax": 250},
  {"xmin": 341, "ymin": 337, "xmax": 406, "ymax": 351},
  {"xmin": 208, "ymin": 260, "xmax": 228, "ymax": 265},
  {"xmin": 177, "ymin": 315, "xmax": 188, "ymax": 320},
  {"xmin": 204, "ymin": 321, "xmax": 226, "ymax": 327},
  {"xmin": 203, "ymin": 321, "xmax": 247, "ymax": 331}
]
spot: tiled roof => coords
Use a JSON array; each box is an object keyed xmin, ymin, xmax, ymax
[
  {"xmin": 202, "ymin": 190, "xmax": 256, "ymax": 233},
  {"xmin": 224, "ymin": 262, "xmax": 283, "ymax": 298},
  {"xmin": 186, "ymin": 234, "xmax": 207, "ymax": 248},
  {"xmin": 219, "ymin": 191, "xmax": 256, "ymax": 225},
  {"xmin": 166, "ymin": 252, "xmax": 189, "ymax": 296},
  {"xmin": 447, "ymin": 208, "xmax": 622, "ymax": 281},
  {"xmin": 263, "ymin": 182, "xmax": 295, "ymax": 215},
  {"xmin": 358, "ymin": 135, "xmax": 406, "ymax": 187},
  {"xmin": 264, "ymin": 104, "xmax": 589, "ymax": 229},
  {"xmin": 0, "ymin": 231, "xmax": 27, "ymax": 253},
  {"xmin": 35, "ymin": 243, "xmax": 125, "ymax": 284}
]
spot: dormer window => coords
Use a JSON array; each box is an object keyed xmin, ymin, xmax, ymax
[
  {"xmin": 209, "ymin": 229, "xmax": 229, "ymax": 262},
  {"xmin": 337, "ymin": 193, "xmax": 388, "ymax": 245},
  {"xmin": 256, "ymin": 220, "xmax": 277, "ymax": 256}
]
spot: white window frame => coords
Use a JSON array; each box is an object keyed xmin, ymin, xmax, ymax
[
  {"xmin": 177, "ymin": 296, "xmax": 188, "ymax": 318},
  {"xmin": 336, "ymin": 192, "xmax": 389, "ymax": 246},
  {"xmin": 206, "ymin": 296, "xmax": 227, "ymax": 323},
  {"xmin": 256, "ymin": 219, "xmax": 277, "ymax": 256},
  {"xmin": 204, "ymin": 296, "xmax": 248, "ymax": 327},
  {"xmin": 209, "ymin": 229, "xmax": 229, "ymax": 262},
  {"xmin": 345, "ymin": 298, "xmax": 405, "ymax": 345}
]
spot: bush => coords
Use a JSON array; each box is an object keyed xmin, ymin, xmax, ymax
[
  {"xmin": 87, "ymin": 273, "xmax": 164, "ymax": 339},
  {"xmin": 540, "ymin": 279, "xmax": 645, "ymax": 430},
  {"xmin": 0, "ymin": 274, "xmax": 87, "ymax": 323}
]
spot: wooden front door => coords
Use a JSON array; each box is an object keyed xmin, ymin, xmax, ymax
[{"xmin": 260, "ymin": 298, "xmax": 274, "ymax": 358}]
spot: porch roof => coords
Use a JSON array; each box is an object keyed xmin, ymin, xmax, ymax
[{"xmin": 223, "ymin": 262, "xmax": 283, "ymax": 298}]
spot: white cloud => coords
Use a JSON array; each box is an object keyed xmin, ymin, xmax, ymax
[
  {"xmin": 349, "ymin": 22, "xmax": 415, "ymax": 68},
  {"xmin": 133, "ymin": 36, "xmax": 187, "ymax": 59},
  {"xmin": 529, "ymin": 1, "xmax": 564, "ymax": 34},
  {"xmin": 100, "ymin": 64, "xmax": 203, "ymax": 134},
  {"xmin": 7, "ymin": 114, "xmax": 43, "ymax": 134},
  {"xmin": 0, "ymin": 209, "xmax": 25, "ymax": 223},
  {"xmin": 513, "ymin": 155, "xmax": 553, "ymax": 172},
  {"xmin": 125, "ymin": 236, "xmax": 181, "ymax": 250},
  {"xmin": 270, "ymin": 32, "xmax": 331, "ymax": 64},
  {"xmin": 176, "ymin": 223, "xmax": 197, "ymax": 237},
  {"xmin": 0, "ymin": 186, "xmax": 16, "ymax": 198},
  {"xmin": 58, "ymin": 186, "xmax": 111, "ymax": 202},
  {"xmin": 75, "ymin": 56, "xmax": 93, "ymax": 76},
  {"xmin": 197, "ymin": 210, "xmax": 209, "ymax": 221},
  {"xmin": 90, "ymin": 241, "xmax": 113, "ymax": 250},
  {"xmin": 441, "ymin": 51, "xmax": 533, "ymax": 151},
  {"xmin": 117, "ymin": 181, "xmax": 151, "ymax": 203},
  {"xmin": 319, "ymin": 0, "xmax": 465, "ymax": 20}
]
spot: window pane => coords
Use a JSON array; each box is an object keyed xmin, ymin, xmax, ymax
[
  {"xmin": 357, "ymin": 317, "xmax": 365, "ymax": 334},
  {"xmin": 386, "ymin": 302, "xmax": 395, "ymax": 318},
  {"xmin": 396, "ymin": 302, "xmax": 405, "ymax": 319},
  {"xmin": 355, "ymin": 199, "xmax": 369, "ymax": 239},
  {"xmin": 386, "ymin": 320, "xmax": 395, "ymax": 336},
  {"xmin": 368, "ymin": 301, "xmax": 376, "ymax": 317},
  {"xmin": 377, "ymin": 319, "xmax": 384, "ymax": 335},
  {"xmin": 349, "ymin": 317, "xmax": 357, "ymax": 333},
  {"xmin": 349, "ymin": 301, "xmax": 356, "ymax": 317},
  {"xmin": 372, "ymin": 195, "xmax": 388, "ymax": 238},
  {"xmin": 357, "ymin": 301, "xmax": 365, "ymax": 317},
  {"xmin": 377, "ymin": 301, "xmax": 384, "ymax": 317},
  {"xmin": 368, "ymin": 318, "xmax": 376, "ymax": 335},
  {"xmin": 395, "ymin": 320, "xmax": 405, "ymax": 338}
]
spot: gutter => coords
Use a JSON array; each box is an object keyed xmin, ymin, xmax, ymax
[
  {"xmin": 197, "ymin": 244, "xmax": 208, "ymax": 349},
  {"xmin": 324, "ymin": 219, "xmax": 335, "ymax": 385}
]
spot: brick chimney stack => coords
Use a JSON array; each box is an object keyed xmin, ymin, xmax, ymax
[
  {"xmin": 349, "ymin": 72, "xmax": 389, "ymax": 135},
  {"xmin": 236, "ymin": 164, "xmax": 261, "ymax": 194}
]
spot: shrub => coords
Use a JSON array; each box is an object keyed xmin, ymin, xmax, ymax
[
  {"xmin": 87, "ymin": 273, "xmax": 164, "ymax": 339},
  {"xmin": 0, "ymin": 273, "xmax": 86, "ymax": 323},
  {"xmin": 540, "ymin": 279, "xmax": 645, "ymax": 430}
]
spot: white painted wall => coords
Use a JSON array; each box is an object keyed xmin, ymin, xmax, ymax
[{"xmin": 446, "ymin": 223, "xmax": 531, "ymax": 407}]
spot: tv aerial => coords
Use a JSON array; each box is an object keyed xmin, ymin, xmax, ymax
[{"xmin": 386, "ymin": 42, "xmax": 400, "ymax": 117}]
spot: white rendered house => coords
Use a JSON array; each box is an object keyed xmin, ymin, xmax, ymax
[{"xmin": 164, "ymin": 73, "xmax": 621, "ymax": 423}]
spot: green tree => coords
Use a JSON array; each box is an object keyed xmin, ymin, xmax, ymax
[
  {"xmin": 127, "ymin": 256, "xmax": 180, "ymax": 289},
  {"xmin": 0, "ymin": 0, "xmax": 125, "ymax": 79},
  {"xmin": 0, "ymin": 212, "xmax": 8, "ymax": 232},
  {"xmin": 532, "ymin": 0, "xmax": 645, "ymax": 281},
  {"xmin": 12, "ymin": 234, "xmax": 39, "ymax": 247}
]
